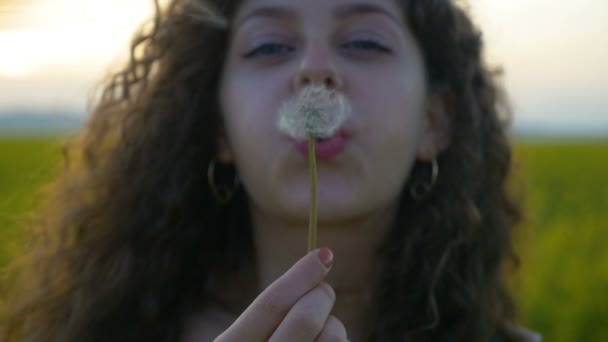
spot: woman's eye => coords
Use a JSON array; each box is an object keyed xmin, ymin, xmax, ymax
[
  {"xmin": 342, "ymin": 40, "xmax": 392, "ymax": 54},
  {"xmin": 243, "ymin": 43, "xmax": 294, "ymax": 58}
]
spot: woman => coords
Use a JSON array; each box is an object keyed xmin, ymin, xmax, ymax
[{"xmin": 2, "ymin": 0, "xmax": 541, "ymax": 341}]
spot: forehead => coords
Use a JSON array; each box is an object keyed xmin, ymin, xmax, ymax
[{"xmin": 233, "ymin": 0, "xmax": 404, "ymax": 27}]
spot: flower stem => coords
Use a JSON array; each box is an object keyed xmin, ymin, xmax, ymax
[{"xmin": 308, "ymin": 136, "xmax": 318, "ymax": 252}]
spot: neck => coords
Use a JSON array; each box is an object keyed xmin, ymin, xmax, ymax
[{"xmin": 251, "ymin": 203, "xmax": 398, "ymax": 341}]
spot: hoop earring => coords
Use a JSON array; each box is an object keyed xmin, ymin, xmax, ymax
[
  {"xmin": 207, "ymin": 159, "xmax": 239, "ymax": 205},
  {"xmin": 409, "ymin": 159, "xmax": 439, "ymax": 201}
]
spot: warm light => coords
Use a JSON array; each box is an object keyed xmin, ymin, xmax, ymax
[
  {"xmin": 0, "ymin": 32, "xmax": 37, "ymax": 77},
  {"xmin": 0, "ymin": 0, "xmax": 154, "ymax": 79}
]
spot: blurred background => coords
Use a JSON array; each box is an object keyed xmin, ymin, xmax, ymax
[{"xmin": 0, "ymin": 0, "xmax": 607, "ymax": 340}]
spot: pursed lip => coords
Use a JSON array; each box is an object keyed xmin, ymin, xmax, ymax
[{"xmin": 293, "ymin": 129, "xmax": 351, "ymax": 160}]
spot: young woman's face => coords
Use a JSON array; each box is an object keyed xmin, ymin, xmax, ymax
[{"xmin": 219, "ymin": 0, "xmax": 442, "ymax": 223}]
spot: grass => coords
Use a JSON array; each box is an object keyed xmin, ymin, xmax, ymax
[
  {"xmin": 0, "ymin": 137, "xmax": 64, "ymax": 269},
  {"xmin": 0, "ymin": 136, "xmax": 607, "ymax": 341},
  {"xmin": 511, "ymin": 141, "xmax": 608, "ymax": 341}
]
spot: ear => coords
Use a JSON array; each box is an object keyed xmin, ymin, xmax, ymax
[
  {"xmin": 416, "ymin": 92, "xmax": 452, "ymax": 161},
  {"xmin": 216, "ymin": 134, "xmax": 234, "ymax": 164}
]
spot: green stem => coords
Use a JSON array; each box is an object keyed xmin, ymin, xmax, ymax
[{"xmin": 308, "ymin": 136, "xmax": 318, "ymax": 252}]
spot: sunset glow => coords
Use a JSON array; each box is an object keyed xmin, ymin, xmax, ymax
[
  {"xmin": 0, "ymin": 0, "xmax": 153, "ymax": 78},
  {"xmin": 0, "ymin": 0, "xmax": 606, "ymax": 133}
]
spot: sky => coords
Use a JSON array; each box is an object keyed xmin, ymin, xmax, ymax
[{"xmin": 0, "ymin": 0, "xmax": 607, "ymax": 135}]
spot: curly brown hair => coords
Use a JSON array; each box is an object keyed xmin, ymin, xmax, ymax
[{"xmin": 1, "ymin": 0, "xmax": 524, "ymax": 341}]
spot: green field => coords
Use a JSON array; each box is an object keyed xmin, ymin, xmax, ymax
[
  {"xmin": 0, "ymin": 138, "xmax": 64, "ymax": 269},
  {"xmin": 1, "ymin": 136, "xmax": 607, "ymax": 340},
  {"xmin": 512, "ymin": 141, "xmax": 608, "ymax": 341}
]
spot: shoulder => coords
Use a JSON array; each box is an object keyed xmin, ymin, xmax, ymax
[
  {"xmin": 181, "ymin": 306, "xmax": 236, "ymax": 342},
  {"xmin": 504, "ymin": 323, "xmax": 542, "ymax": 342}
]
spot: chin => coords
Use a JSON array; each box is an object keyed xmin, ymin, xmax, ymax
[{"xmin": 277, "ymin": 187, "xmax": 366, "ymax": 223}]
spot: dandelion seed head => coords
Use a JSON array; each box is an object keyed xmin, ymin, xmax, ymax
[{"xmin": 277, "ymin": 84, "xmax": 351, "ymax": 139}]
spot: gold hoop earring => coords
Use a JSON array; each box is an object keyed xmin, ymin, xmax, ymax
[
  {"xmin": 409, "ymin": 159, "xmax": 439, "ymax": 201},
  {"xmin": 207, "ymin": 159, "xmax": 239, "ymax": 205}
]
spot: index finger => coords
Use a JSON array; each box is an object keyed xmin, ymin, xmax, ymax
[{"xmin": 216, "ymin": 248, "xmax": 333, "ymax": 341}]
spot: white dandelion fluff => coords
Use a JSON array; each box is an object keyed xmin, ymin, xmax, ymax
[{"xmin": 277, "ymin": 84, "xmax": 351, "ymax": 139}]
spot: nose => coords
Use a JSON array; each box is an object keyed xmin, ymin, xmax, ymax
[{"xmin": 293, "ymin": 41, "xmax": 343, "ymax": 91}]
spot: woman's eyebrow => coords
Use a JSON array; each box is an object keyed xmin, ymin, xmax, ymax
[
  {"xmin": 334, "ymin": 3, "xmax": 402, "ymax": 26},
  {"xmin": 235, "ymin": 6, "xmax": 296, "ymax": 28},
  {"xmin": 234, "ymin": 2, "xmax": 401, "ymax": 29}
]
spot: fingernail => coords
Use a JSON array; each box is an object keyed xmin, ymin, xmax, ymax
[{"xmin": 318, "ymin": 248, "xmax": 333, "ymax": 268}]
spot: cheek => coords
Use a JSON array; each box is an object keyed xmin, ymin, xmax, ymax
[
  {"xmin": 221, "ymin": 85, "xmax": 266, "ymax": 167},
  {"xmin": 354, "ymin": 66, "xmax": 428, "ymax": 192},
  {"xmin": 219, "ymin": 70, "xmax": 285, "ymax": 193},
  {"xmin": 220, "ymin": 64, "xmax": 290, "ymax": 135},
  {"xmin": 221, "ymin": 68, "xmax": 271, "ymax": 141},
  {"xmin": 357, "ymin": 65, "xmax": 427, "ymax": 147}
]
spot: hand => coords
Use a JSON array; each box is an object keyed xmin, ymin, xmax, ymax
[{"xmin": 215, "ymin": 248, "xmax": 349, "ymax": 341}]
